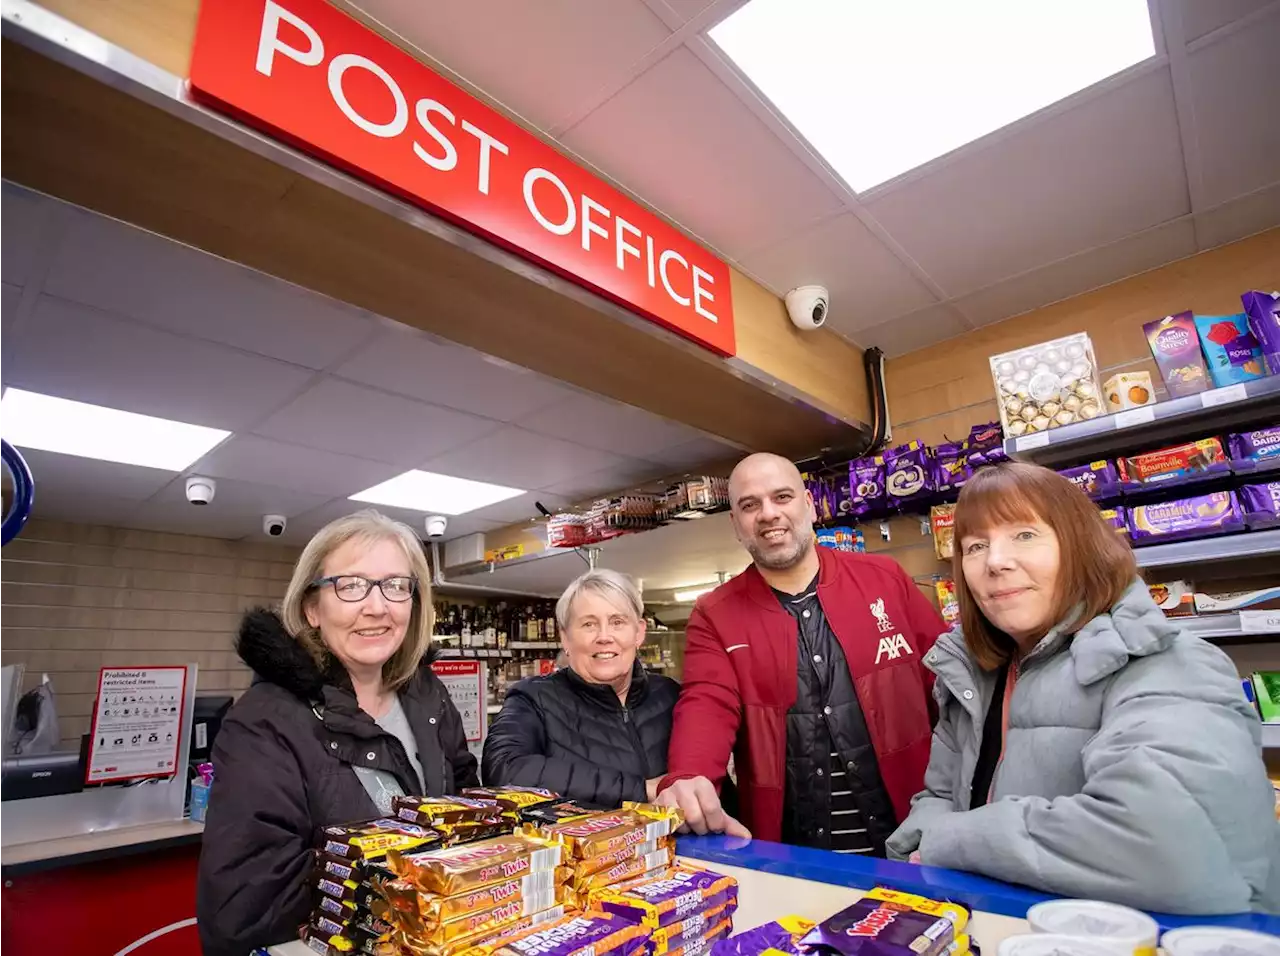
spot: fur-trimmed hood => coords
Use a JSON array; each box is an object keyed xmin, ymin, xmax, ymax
[{"xmin": 235, "ymin": 608, "xmax": 439, "ymax": 702}]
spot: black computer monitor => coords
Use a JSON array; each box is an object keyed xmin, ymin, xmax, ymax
[{"xmin": 189, "ymin": 696, "xmax": 233, "ymax": 764}]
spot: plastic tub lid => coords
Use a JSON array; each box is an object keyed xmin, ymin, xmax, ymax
[
  {"xmin": 1160, "ymin": 927, "xmax": 1280, "ymax": 956},
  {"xmin": 999, "ymin": 933, "xmax": 1131, "ymax": 956},
  {"xmin": 1027, "ymin": 900, "xmax": 1159, "ymax": 947}
]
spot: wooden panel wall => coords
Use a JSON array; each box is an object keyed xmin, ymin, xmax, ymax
[
  {"xmin": 886, "ymin": 228, "xmax": 1280, "ymax": 449},
  {"xmin": 873, "ymin": 228, "xmax": 1280, "ymax": 675},
  {"xmin": 1, "ymin": 520, "xmax": 298, "ymax": 748}
]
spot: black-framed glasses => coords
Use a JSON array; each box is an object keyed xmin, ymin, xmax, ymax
[{"xmin": 309, "ymin": 575, "xmax": 418, "ymax": 603}]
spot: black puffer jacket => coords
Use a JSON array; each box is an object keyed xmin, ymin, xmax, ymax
[
  {"xmin": 481, "ymin": 663, "xmax": 679, "ymax": 809},
  {"xmin": 197, "ymin": 610, "xmax": 478, "ymax": 956}
]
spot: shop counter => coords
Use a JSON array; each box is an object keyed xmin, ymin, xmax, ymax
[
  {"xmin": 1, "ymin": 820, "xmax": 204, "ymax": 954},
  {"xmin": 270, "ymin": 834, "xmax": 1280, "ymax": 955}
]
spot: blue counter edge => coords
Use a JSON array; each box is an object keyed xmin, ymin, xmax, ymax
[{"xmin": 676, "ymin": 835, "xmax": 1280, "ymax": 935}]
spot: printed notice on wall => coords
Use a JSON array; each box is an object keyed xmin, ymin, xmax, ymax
[
  {"xmin": 86, "ymin": 667, "xmax": 188, "ymax": 784},
  {"xmin": 432, "ymin": 660, "xmax": 485, "ymax": 749}
]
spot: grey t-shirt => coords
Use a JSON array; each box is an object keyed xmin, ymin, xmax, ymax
[{"xmin": 352, "ymin": 695, "xmax": 426, "ymax": 814}]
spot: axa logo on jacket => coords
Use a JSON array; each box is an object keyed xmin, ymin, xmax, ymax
[{"xmin": 875, "ymin": 634, "xmax": 913, "ymax": 664}]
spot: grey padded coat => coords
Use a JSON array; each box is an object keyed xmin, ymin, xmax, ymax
[{"xmin": 887, "ymin": 578, "xmax": 1280, "ymax": 914}]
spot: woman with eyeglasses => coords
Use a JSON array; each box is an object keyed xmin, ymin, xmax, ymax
[{"xmin": 197, "ymin": 510, "xmax": 478, "ymax": 956}]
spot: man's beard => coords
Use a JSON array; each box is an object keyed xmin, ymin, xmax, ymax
[{"xmin": 747, "ymin": 526, "xmax": 814, "ymax": 571}]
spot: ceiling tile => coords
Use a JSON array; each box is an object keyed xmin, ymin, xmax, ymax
[
  {"xmin": 421, "ymin": 426, "xmax": 636, "ymax": 491},
  {"xmin": 282, "ymin": 497, "xmax": 505, "ymax": 546},
  {"xmin": 465, "ymin": 490, "xmax": 569, "ymax": 527},
  {"xmin": 1186, "ymin": 9, "xmax": 1280, "ymax": 208},
  {"xmin": 865, "ymin": 67, "xmax": 1188, "ymax": 296},
  {"xmin": 44, "ymin": 209, "xmax": 376, "ymax": 370},
  {"xmin": 15, "ymin": 448, "xmax": 175, "ymax": 503},
  {"xmin": 253, "ymin": 378, "xmax": 502, "ymax": 466},
  {"xmin": 9, "ymin": 296, "xmax": 315, "ymax": 430},
  {"xmin": 540, "ymin": 461, "xmax": 671, "ymax": 502},
  {"xmin": 1176, "ymin": 0, "xmax": 1273, "ymax": 42},
  {"xmin": 649, "ymin": 436, "xmax": 742, "ymax": 472},
  {"xmin": 853, "ymin": 304, "xmax": 971, "ymax": 358},
  {"xmin": 353, "ymin": 0, "xmax": 672, "ymax": 131},
  {"xmin": 655, "ymin": 0, "xmax": 721, "ymax": 24},
  {"xmin": 740, "ymin": 213, "xmax": 938, "ymax": 334},
  {"xmin": 1194, "ymin": 183, "xmax": 1280, "ymax": 250},
  {"xmin": 1, "ymin": 183, "xmax": 54, "ymax": 287},
  {"xmin": 143, "ymin": 475, "xmax": 332, "ymax": 520},
  {"xmin": 2, "ymin": 283, "xmax": 22, "ymax": 344},
  {"xmin": 192, "ymin": 435, "xmax": 400, "ymax": 498},
  {"xmin": 334, "ymin": 327, "xmax": 578, "ymax": 423},
  {"xmin": 955, "ymin": 219, "xmax": 1198, "ymax": 327},
  {"xmin": 517, "ymin": 392, "xmax": 705, "ymax": 456},
  {"xmin": 561, "ymin": 47, "xmax": 844, "ymax": 255}
]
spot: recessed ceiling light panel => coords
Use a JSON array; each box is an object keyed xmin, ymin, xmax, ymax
[
  {"xmin": 711, "ymin": 0, "xmax": 1156, "ymax": 191},
  {"xmin": 350, "ymin": 470, "xmax": 525, "ymax": 516},
  {"xmin": 1, "ymin": 388, "xmax": 230, "ymax": 470}
]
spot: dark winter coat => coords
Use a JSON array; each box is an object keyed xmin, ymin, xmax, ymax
[
  {"xmin": 481, "ymin": 661, "xmax": 679, "ymax": 809},
  {"xmin": 196, "ymin": 609, "xmax": 478, "ymax": 956}
]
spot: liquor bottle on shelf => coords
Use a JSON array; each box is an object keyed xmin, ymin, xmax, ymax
[
  {"xmin": 483, "ymin": 606, "xmax": 497, "ymax": 649},
  {"xmin": 496, "ymin": 602, "xmax": 509, "ymax": 650},
  {"xmin": 460, "ymin": 606, "xmax": 473, "ymax": 648},
  {"xmin": 524, "ymin": 604, "xmax": 539, "ymax": 643}
]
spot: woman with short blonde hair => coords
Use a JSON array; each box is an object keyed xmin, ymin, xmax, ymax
[
  {"xmin": 483, "ymin": 568, "xmax": 680, "ymax": 808},
  {"xmin": 198, "ymin": 510, "xmax": 478, "ymax": 955}
]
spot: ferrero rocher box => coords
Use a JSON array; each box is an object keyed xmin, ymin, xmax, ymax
[{"xmin": 989, "ymin": 332, "xmax": 1104, "ymax": 440}]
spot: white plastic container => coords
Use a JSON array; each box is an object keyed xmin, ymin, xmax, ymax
[
  {"xmin": 998, "ymin": 933, "xmax": 1129, "ymax": 956},
  {"xmin": 1026, "ymin": 900, "xmax": 1158, "ymax": 956},
  {"xmin": 1161, "ymin": 927, "xmax": 1280, "ymax": 956}
]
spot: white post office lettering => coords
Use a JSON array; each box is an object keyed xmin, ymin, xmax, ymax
[{"xmin": 251, "ymin": 0, "xmax": 718, "ymax": 323}]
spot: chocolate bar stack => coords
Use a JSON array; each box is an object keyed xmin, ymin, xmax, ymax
[
  {"xmin": 587, "ymin": 863, "xmax": 739, "ymax": 956},
  {"xmin": 305, "ymin": 817, "xmax": 441, "ymax": 955},
  {"xmin": 375, "ymin": 788, "xmax": 577, "ymax": 956}
]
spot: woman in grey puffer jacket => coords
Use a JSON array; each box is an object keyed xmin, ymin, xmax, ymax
[{"xmin": 888, "ymin": 462, "xmax": 1279, "ymax": 915}]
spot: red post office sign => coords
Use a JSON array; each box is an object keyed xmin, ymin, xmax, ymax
[{"xmin": 189, "ymin": 0, "xmax": 736, "ymax": 355}]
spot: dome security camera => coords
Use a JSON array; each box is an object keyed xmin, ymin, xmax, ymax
[
  {"xmin": 263, "ymin": 514, "xmax": 287, "ymax": 537},
  {"xmin": 424, "ymin": 515, "xmax": 449, "ymax": 538},
  {"xmin": 185, "ymin": 476, "xmax": 216, "ymax": 506},
  {"xmin": 785, "ymin": 285, "xmax": 829, "ymax": 331}
]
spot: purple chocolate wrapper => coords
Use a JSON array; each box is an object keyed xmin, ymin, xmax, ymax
[
  {"xmin": 1057, "ymin": 461, "xmax": 1120, "ymax": 500},
  {"xmin": 850, "ymin": 457, "xmax": 887, "ymax": 520},
  {"xmin": 1240, "ymin": 482, "xmax": 1280, "ymax": 529},
  {"xmin": 1228, "ymin": 427, "xmax": 1280, "ymax": 463},
  {"xmin": 711, "ymin": 919, "xmax": 810, "ymax": 956},
  {"xmin": 497, "ymin": 913, "xmax": 647, "ymax": 956},
  {"xmin": 1242, "ymin": 290, "xmax": 1280, "ymax": 374},
  {"xmin": 1099, "ymin": 506, "xmax": 1127, "ymax": 534},
  {"xmin": 799, "ymin": 900, "xmax": 958, "ymax": 956},
  {"xmin": 598, "ymin": 867, "xmax": 738, "ymax": 929},
  {"xmin": 1127, "ymin": 491, "xmax": 1244, "ymax": 543},
  {"xmin": 933, "ymin": 442, "xmax": 970, "ymax": 494},
  {"xmin": 884, "ymin": 443, "xmax": 935, "ymax": 510}
]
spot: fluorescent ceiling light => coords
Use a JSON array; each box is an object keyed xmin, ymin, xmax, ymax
[
  {"xmin": 1, "ymin": 388, "xmax": 230, "ymax": 470},
  {"xmin": 674, "ymin": 587, "xmax": 716, "ymax": 604},
  {"xmin": 711, "ymin": 0, "xmax": 1155, "ymax": 191},
  {"xmin": 350, "ymin": 470, "xmax": 524, "ymax": 516}
]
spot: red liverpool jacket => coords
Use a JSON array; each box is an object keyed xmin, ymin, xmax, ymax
[{"xmin": 659, "ymin": 548, "xmax": 945, "ymax": 842}]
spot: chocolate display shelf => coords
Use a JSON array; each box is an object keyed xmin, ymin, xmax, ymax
[
  {"xmin": 1004, "ymin": 375, "xmax": 1280, "ymax": 468},
  {"xmin": 1181, "ymin": 613, "xmax": 1280, "ymax": 644},
  {"xmin": 1130, "ymin": 527, "xmax": 1280, "ymax": 570}
]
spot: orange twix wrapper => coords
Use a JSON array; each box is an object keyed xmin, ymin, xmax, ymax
[
  {"xmin": 398, "ymin": 905, "xmax": 571, "ymax": 956},
  {"xmin": 388, "ymin": 833, "xmax": 562, "ymax": 896},
  {"xmin": 529, "ymin": 803, "xmax": 682, "ymax": 860},
  {"xmin": 561, "ymin": 844, "xmax": 674, "ymax": 893}
]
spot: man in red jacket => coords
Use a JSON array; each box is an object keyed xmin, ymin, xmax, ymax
[{"xmin": 657, "ymin": 453, "xmax": 944, "ymax": 856}]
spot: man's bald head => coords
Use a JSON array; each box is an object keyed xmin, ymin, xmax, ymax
[
  {"xmin": 728, "ymin": 453, "xmax": 804, "ymax": 503},
  {"xmin": 727, "ymin": 453, "xmax": 816, "ymax": 572}
]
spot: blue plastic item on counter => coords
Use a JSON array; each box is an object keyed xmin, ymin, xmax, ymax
[{"xmin": 190, "ymin": 778, "xmax": 210, "ymax": 822}]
